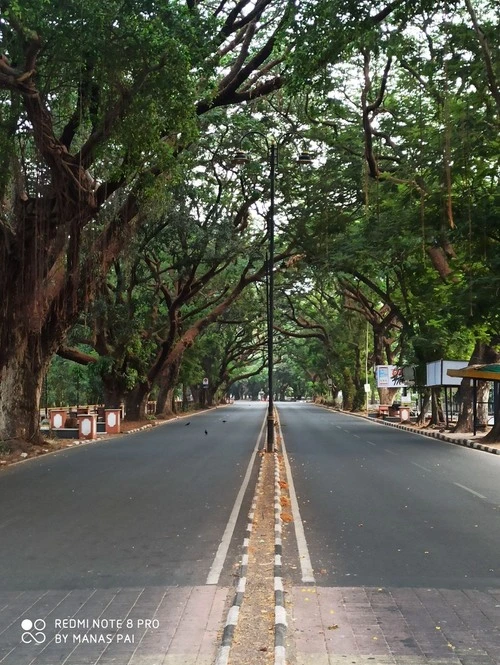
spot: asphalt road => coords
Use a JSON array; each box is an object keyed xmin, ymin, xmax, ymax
[
  {"xmin": 278, "ymin": 403, "xmax": 500, "ymax": 589},
  {"xmin": 0, "ymin": 403, "xmax": 267, "ymax": 591}
]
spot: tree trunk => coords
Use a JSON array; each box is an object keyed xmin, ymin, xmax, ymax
[
  {"xmin": 0, "ymin": 345, "xmax": 48, "ymax": 444},
  {"xmin": 454, "ymin": 379, "xmax": 491, "ymax": 433},
  {"xmin": 182, "ymin": 383, "xmax": 189, "ymax": 411},
  {"xmin": 342, "ymin": 368, "xmax": 354, "ymax": 410},
  {"xmin": 198, "ymin": 387, "xmax": 208, "ymax": 408},
  {"xmin": 190, "ymin": 384, "xmax": 201, "ymax": 406},
  {"xmin": 155, "ymin": 358, "xmax": 181, "ymax": 417},
  {"xmin": 102, "ymin": 376, "xmax": 126, "ymax": 409},
  {"xmin": 378, "ymin": 386, "xmax": 398, "ymax": 405},
  {"xmin": 483, "ymin": 385, "xmax": 500, "ymax": 443},
  {"xmin": 155, "ymin": 386, "xmax": 176, "ymax": 417},
  {"xmin": 429, "ymin": 387, "xmax": 444, "ymax": 425},
  {"xmin": 477, "ymin": 381, "xmax": 490, "ymax": 429},
  {"xmin": 207, "ymin": 387, "xmax": 218, "ymax": 407},
  {"xmin": 124, "ymin": 382, "xmax": 150, "ymax": 421},
  {"xmin": 416, "ymin": 388, "xmax": 431, "ymax": 426},
  {"xmin": 454, "ymin": 384, "xmax": 473, "ymax": 432}
]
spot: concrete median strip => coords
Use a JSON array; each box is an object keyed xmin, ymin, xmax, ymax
[
  {"xmin": 215, "ymin": 412, "xmax": 302, "ymax": 665},
  {"xmin": 213, "ymin": 451, "xmax": 265, "ymax": 665},
  {"xmin": 274, "ymin": 450, "xmax": 287, "ymax": 665}
]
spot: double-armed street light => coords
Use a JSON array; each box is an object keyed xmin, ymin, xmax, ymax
[{"xmin": 232, "ymin": 133, "xmax": 312, "ymax": 452}]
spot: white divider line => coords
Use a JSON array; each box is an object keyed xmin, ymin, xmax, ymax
[
  {"xmin": 453, "ymin": 482, "xmax": 487, "ymax": 500},
  {"xmin": 213, "ymin": 419, "xmax": 266, "ymax": 665},
  {"xmin": 274, "ymin": 445, "xmax": 286, "ymax": 665},
  {"xmin": 276, "ymin": 415, "xmax": 315, "ymax": 585},
  {"xmin": 206, "ymin": 415, "xmax": 266, "ymax": 585}
]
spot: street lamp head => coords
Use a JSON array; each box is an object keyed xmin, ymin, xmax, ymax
[
  {"xmin": 297, "ymin": 150, "xmax": 314, "ymax": 165},
  {"xmin": 231, "ymin": 150, "xmax": 250, "ymax": 166}
]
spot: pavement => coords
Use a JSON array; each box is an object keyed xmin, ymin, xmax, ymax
[
  {"xmin": 289, "ymin": 585, "xmax": 500, "ymax": 665},
  {"xmin": 0, "ymin": 586, "xmax": 229, "ymax": 665}
]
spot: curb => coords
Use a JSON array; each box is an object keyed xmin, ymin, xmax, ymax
[
  {"xmin": 315, "ymin": 404, "xmax": 500, "ymax": 456},
  {"xmin": 214, "ymin": 451, "xmax": 265, "ymax": 665},
  {"xmin": 274, "ymin": 451, "xmax": 286, "ymax": 665},
  {"xmin": 370, "ymin": 417, "xmax": 500, "ymax": 455}
]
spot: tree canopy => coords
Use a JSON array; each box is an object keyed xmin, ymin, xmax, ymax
[{"xmin": 0, "ymin": 0, "xmax": 499, "ymax": 443}]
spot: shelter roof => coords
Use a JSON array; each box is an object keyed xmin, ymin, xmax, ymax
[{"xmin": 447, "ymin": 364, "xmax": 500, "ymax": 381}]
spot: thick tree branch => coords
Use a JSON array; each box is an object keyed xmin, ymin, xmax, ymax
[{"xmin": 57, "ymin": 346, "xmax": 97, "ymax": 365}]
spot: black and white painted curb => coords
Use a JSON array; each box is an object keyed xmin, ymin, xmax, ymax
[
  {"xmin": 316, "ymin": 404, "xmax": 500, "ymax": 456},
  {"xmin": 371, "ymin": 417, "xmax": 500, "ymax": 454},
  {"xmin": 214, "ymin": 452, "xmax": 264, "ymax": 665},
  {"xmin": 274, "ymin": 451, "xmax": 287, "ymax": 665}
]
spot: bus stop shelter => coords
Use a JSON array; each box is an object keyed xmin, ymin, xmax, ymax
[
  {"xmin": 447, "ymin": 363, "xmax": 500, "ymax": 435},
  {"xmin": 427, "ymin": 359, "xmax": 468, "ymax": 428}
]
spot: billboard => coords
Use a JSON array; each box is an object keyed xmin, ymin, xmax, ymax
[
  {"xmin": 426, "ymin": 360, "xmax": 468, "ymax": 387},
  {"xmin": 376, "ymin": 365, "xmax": 407, "ymax": 388}
]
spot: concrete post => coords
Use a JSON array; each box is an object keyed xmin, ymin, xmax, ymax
[
  {"xmin": 77, "ymin": 413, "xmax": 97, "ymax": 440},
  {"xmin": 104, "ymin": 409, "xmax": 121, "ymax": 434},
  {"xmin": 49, "ymin": 409, "xmax": 68, "ymax": 430}
]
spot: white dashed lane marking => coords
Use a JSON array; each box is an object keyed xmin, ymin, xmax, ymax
[
  {"xmin": 453, "ymin": 482, "xmax": 487, "ymax": 500},
  {"xmin": 411, "ymin": 462, "xmax": 433, "ymax": 473}
]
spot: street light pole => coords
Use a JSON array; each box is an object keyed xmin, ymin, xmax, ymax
[
  {"xmin": 232, "ymin": 135, "xmax": 312, "ymax": 453},
  {"xmin": 267, "ymin": 140, "xmax": 276, "ymax": 451}
]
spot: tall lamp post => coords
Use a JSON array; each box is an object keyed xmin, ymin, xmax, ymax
[{"xmin": 232, "ymin": 134, "xmax": 312, "ymax": 451}]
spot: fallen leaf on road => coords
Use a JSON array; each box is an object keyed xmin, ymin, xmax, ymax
[{"xmin": 327, "ymin": 625, "xmax": 339, "ymax": 630}]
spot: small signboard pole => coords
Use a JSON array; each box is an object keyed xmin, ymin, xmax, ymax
[
  {"xmin": 364, "ymin": 383, "xmax": 371, "ymax": 417},
  {"xmin": 472, "ymin": 379, "xmax": 477, "ymax": 436},
  {"xmin": 202, "ymin": 377, "xmax": 209, "ymax": 406}
]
